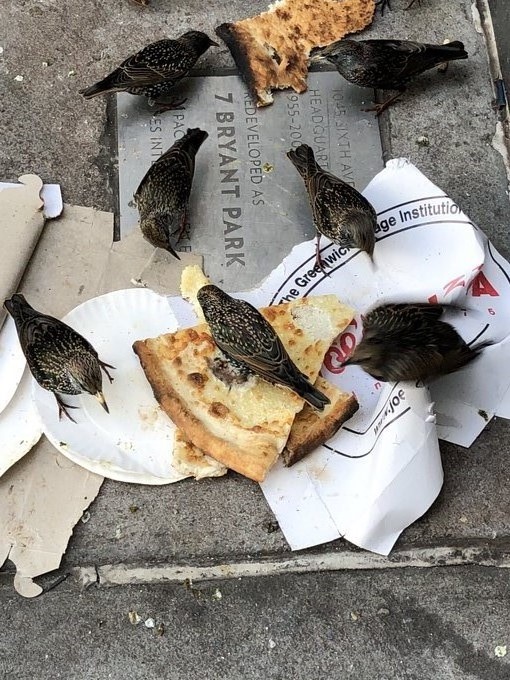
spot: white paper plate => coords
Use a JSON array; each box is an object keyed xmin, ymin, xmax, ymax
[
  {"xmin": 0, "ymin": 367, "xmax": 42, "ymax": 478},
  {"xmin": 0, "ymin": 315, "xmax": 27, "ymax": 415},
  {"xmin": 33, "ymin": 288, "xmax": 188, "ymax": 485}
]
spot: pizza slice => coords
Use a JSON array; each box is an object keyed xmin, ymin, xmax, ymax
[{"xmin": 134, "ymin": 267, "xmax": 356, "ymax": 481}]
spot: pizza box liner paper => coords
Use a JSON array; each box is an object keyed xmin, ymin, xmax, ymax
[{"xmin": 166, "ymin": 158, "xmax": 510, "ymax": 555}]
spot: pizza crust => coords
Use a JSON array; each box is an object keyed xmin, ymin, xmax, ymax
[
  {"xmin": 134, "ymin": 295, "xmax": 354, "ymax": 482},
  {"xmin": 216, "ymin": 0, "xmax": 376, "ymax": 106},
  {"xmin": 172, "ymin": 429, "xmax": 228, "ymax": 480},
  {"xmin": 282, "ymin": 376, "xmax": 359, "ymax": 466}
]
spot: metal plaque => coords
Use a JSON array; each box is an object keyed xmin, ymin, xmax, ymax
[{"xmin": 117, "ymin": 71, "xmax": 383, "ymax": 290}]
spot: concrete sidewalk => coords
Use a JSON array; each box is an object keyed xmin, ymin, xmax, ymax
[
  {"xmin": 1, "ymin": 0, "xmax": 510, "ymax": 678},
  {"xmin": 2, "ymin": 566, "xmax": 510, "ymax": 680}
]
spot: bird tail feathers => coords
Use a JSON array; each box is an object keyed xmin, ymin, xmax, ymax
[
  {"xmin": 427, "ymin": 40, "xmax": 468, "ymax": 63},
  {"xmin": 436, "ymin": 41, "xmax": 467, "ymax": 59},
  {"xmin": 79, "ymin": 75, "xmax": 118, "ymax": 99},
  {"xmin": 297, "ymin": 380, "xmax": 331, "ymax": 411},
  {"xmin": 287, "ymin": 144, "xmax": 318, "ymax": 178},
  {"xmin": 4, "ymin": 293, "xmax": 34, "ymax": 322},
  {"xmin": 181, "ymin": 128, "xmax": 209, "ymax": 154}
]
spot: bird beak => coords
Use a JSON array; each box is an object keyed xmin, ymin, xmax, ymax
[
  {"xmin": 308, "ymin": 47, "xmax": 326, "ymax": 63},
  {"xmin": 167, "ymin": 244, "xmax": 181, "ymax": 260},
  {"xmin": 210, "ymin": 39, "xmax": 220, "ymax": 47},
  {"xmin": 95, "ymin": 391, "xmax": 110, "ymax": 414}
]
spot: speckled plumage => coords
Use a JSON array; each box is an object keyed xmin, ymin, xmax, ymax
[
  {"xmin": 134, "ymin": 128, "xmax": 208, "ymax": 256},
  {"xmin": 344, "ymin": 303, "xmax": 486, "ymax": 383},
  {"xmin": 4, "ymin": 294, "xmax": 114, "ymax": 422},
  {"xmin": 79, "ymin": 31, "xmax": 218, "ymax": 106},
  {"xmin": 310, "ymin": 38, "xmax": 467, "ymax": 114},
  {"xmin": 287, "ymin": 144, "xmax": 376, "ymax": 271},
  {"xmin": 197, "ymin": 285, "xmax": 330, "ymax": 410}
]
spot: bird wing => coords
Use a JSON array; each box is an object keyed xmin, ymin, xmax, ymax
[
  {"xmin": 308, "ymin": 170, "xmax": 366, "ymax": 233},
  {"xmin": 362, "ymin": 40, "xmax": 448, "ymax": 84},
  {"xmin": 112, "ymin": 40, "xmax": 191, "ymax": 89},
  {"xmin": 214, "ymin": 303, "xmax": 307, "ymax": 387},
  {"xmin": 17, "ymin": 314, "xmax": 97, "ymax": 391},
  {"xmin": 21, "ymin": 314, "xmax": 96, "ymax": 355},
  {"xmin": 134, "ymin": 144, "xmax": 193, "ymax": 202},
  {"xmin": 384, "ymin": 346, "xmax": 445, "ymax": 382},
  {"xmin": 364, "ymin": 303, "xmax": 444, "ymax": 335},
  {"xmin": 18, "ymin": 314, "xmax": 63, "ymax": 353},
  {"xmin": 154, "ymin": 140, "xmax": 196, "ymax": 174},
  {"xmin": 216, "ymin": 335, "xmax": 295, "ymax": 387}
]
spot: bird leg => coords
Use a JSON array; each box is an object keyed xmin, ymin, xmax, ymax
[
  {"xmin": 315, "ymin": 233, "xmax": 330, "ymax": 277},
  {"xmin": 151, "ymin": 97, "xmax": 188, "ymax": 116},
  {"xmin": 405, "ymin": 0, "xmax": 421, "ymax": 8},
  {"xmin": 363, "ymin": 90, "xmax": 405, "ymax": 117},
  {"xmin": 99, "ymin": 361, "xmax": 116, "ymax": 383},
  {"xmin": 171, "ymin": 211, "xmax": 191, "ymax": 243},
  {"xmin": 55, "ymin": 394, "xmax": 78, "ymax": 424},
  {"xmin": 376, "ymin": 0, "xmax": 391, "ymax": 15}
]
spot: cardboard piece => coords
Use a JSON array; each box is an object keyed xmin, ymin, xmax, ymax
[
  {"xmin": 19, "ymin": 204, "xmax": 114, "ymax": 313},
  {"xmin": 0, "ymin": 175, "xmax": 45, "ymax": 331},
  {"xmin": 102, "ymin": 228, "xmax": 203, "ymax": 296},
  {"xmin": 0, "ymin": 204, "xmax": 206, "ymax": 595},
  {"xmin": 0, "ymin": 447, "xmax": 103, "ymax": 598},
  {"xmin": 0, "ymin": 204, "xmax": 114, "ymax": 596}
]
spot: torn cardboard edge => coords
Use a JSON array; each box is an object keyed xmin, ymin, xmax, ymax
[
  {"xmin": 0, "ymin": 203, "xmax": 205, "ymax": 597},
  {"xmin": 103, "ymin": 228, "xmax": 203, "ymax": 296},
  {"xmin": 0, "ymin": 447, "xmax": 103, "ymax": 598},
  {"xmin": 0, "ymin": 175, "xmax": 45, "ymax": 332}
]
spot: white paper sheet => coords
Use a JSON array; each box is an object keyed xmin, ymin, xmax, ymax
[{"xmin": 169, "ymin": 158, "xmax": 510, "ymax": 555}]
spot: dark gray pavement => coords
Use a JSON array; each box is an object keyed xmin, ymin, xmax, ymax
[
  {"xmin": 2, "ymin": 566, "xmax": 510, "ymax": 680},
  {"xmin": 1, "ymin": 1, "xmax": 510, "ymax": 678}
]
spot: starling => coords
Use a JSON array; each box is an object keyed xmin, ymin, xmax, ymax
[
  {"xmin": 134, "ymin": 127, "xmax": 208, "ymax": 256},
  {"xmin": 79, "ymin": 31, "xmax": 218, "ymax": 112},
  {"xmin": 197, "ymin": 284, "xmax": 331, "ymax": 411},
  {"xmin": 310, "ymin": 38, "xmax": 467, "ymax": 115},
  {"xmin": 343, "ymin": 302, "xmax": 486, "ymax": 383},
  {"xmin": 4, "ymin": 294, "xmax": 115, "ymax": 423},
  {"xmin": 287, "ymin": 143, "xmax": 376, "ymax": 273}
]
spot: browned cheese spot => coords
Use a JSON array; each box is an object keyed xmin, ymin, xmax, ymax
[
  {"xmin": 187, "ymin": 372, "xmax": 207, "ymax": 387},
  {"xmin": 209, "ymin": 401, "xmax": 230, "ymax": 418}
]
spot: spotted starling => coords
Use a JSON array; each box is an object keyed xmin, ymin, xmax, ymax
[
  {"xmin": 79, "ymin": 31, "xmax": 218, "ymax": 111},
  {"xmin": 287, "ymin": 144, "xmax": 376, "ymax": 273},
  {"xmin": 134, "ymin": 128, "xmax": 208, "ymax": 256},
  {"xmin": 4, "ymin": 294, "xmax": 115, "ymax": 423},
  {"xmin": 197, "ymin": 284, "xmax": 331, "ymax": 410},
  {"xmin": 343, "ymin": 303, "xmax": 486, "ymax": 383},
  {"xmin": 310, "ymin": 38, "xmax": 467, "ymax": 115}
]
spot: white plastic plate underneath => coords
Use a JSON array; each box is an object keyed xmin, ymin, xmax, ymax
[
  {"xmin": 0, "ymin": 315, "xmax": 27, "ymax": 415},
  {"xmin": 0, "ymin": 367, "xmax": 42, "ymax": 478},
  {"xmin": 32, "ymin": 288, "xmax": 188, "ymax": 485}
]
